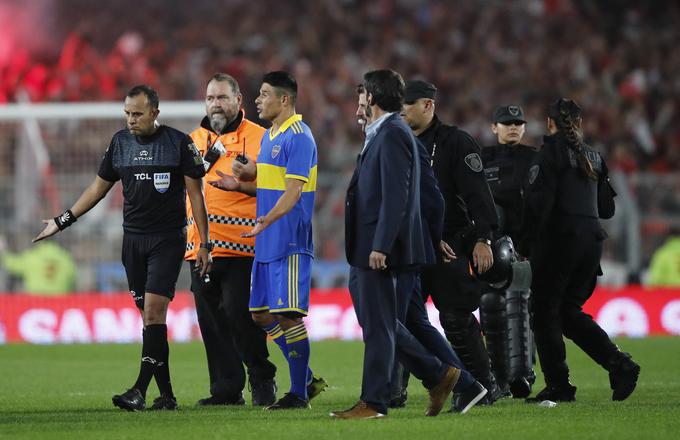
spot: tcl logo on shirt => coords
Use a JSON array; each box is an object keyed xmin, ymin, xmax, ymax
[{"xmin": 133, "ymin": 173, "xmax": 171, "ymax": 194}]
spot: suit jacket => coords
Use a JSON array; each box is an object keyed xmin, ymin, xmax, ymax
[{"xmin": 345, "ymin": 113, "xmax": 428, "ymax": 270}]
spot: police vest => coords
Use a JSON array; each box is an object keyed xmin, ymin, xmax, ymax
[
  {"xmin": 482, "ymin": 144, "xmax": 536, "ymax": 237},
  {"xmin": 184, "ymin": 115, "xmax": 265, "ymax": 260},
  {"xmin": 556, "ymin": 146, "xmax": 602, "ymax": 218}
]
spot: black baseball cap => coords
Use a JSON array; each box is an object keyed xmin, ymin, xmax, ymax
[
  {"xmin": 493, "ymin": 105, "xmax": 526, "ymax": 124},
  {"xmin": 404, "ymin": 80, "xmax": 437, "ymax": 104}
]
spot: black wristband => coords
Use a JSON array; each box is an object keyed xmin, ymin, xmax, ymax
[
  {"xmin": 199, "ymin": 242, "xmax": 214, "ymax": 251},
  {"xmin": 54, "ymin": 210, "xmax": 77, "ymax": 231}
]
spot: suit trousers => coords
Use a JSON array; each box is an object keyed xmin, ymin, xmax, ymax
[
  {"xmin": 401, "ymin": 273, "xmax": 475, "ymax": 392},
  {"xmin": 350, "ymin": 266, "xmax": 448, "ymax": 414},
  {"xmin": 191, "ymin": 258, "xmax": 276, "ymax": 398}
]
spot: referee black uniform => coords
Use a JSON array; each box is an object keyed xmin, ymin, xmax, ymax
[
  {"xmin": 33, "ymin": 85, "xmax": 212, "ymax": 412},
  {"xmin": 98, "ymin": 125, "xmax": 205, "ymax": 308}
]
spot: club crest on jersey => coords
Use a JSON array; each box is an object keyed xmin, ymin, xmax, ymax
[
  {"xmin": 464, "ymin": 153, "xmax": 483, "ymax": 172},
  {"xmin": 271, "ymin": 145, "xmax": 281, "ymax": 159},
  {"xmin": 154, "ymin": 172, "xmax": 170, "ymax": 193}
]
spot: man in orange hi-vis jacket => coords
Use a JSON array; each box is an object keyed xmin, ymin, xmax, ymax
[{"xmin": 185, "ymin": 73, "xmax": 277, "ymax": 407}]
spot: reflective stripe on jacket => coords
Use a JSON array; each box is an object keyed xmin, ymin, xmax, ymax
[{"xmin": 185, "ymin": 113, "xmax": 264, "ymax": 259}]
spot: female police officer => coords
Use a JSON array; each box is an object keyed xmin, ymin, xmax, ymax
[
  {"xmin": 480, "ymin": 105, "xmax": 537, "ymax": 399},
  {"xmin": 520, "ymin": 98, "xmax": 640, "ymax": 402}
]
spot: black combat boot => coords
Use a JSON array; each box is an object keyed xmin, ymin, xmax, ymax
[
  {"xmin": 608, "ymin": 352, "xmax": 640, "ymax": 401},
  {"xmin": 526, "ymin": 382, "xmax": 576, "ymax": 403}
]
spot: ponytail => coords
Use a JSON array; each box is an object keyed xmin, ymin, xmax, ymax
[{"xmin": 549, "ymin": 98, "xmax": 598, "ymax": 180}]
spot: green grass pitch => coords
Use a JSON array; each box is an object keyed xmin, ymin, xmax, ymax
[{"xmin": 1, "ymin": 337, "xmax": 679, "ymax": 439}]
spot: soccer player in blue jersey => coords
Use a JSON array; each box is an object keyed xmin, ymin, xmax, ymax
[{"xmin": 210, "ymin": 71, "xmax": 326, "ymax": 409}]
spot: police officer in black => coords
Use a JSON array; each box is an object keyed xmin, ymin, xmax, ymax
[
  {"xmin": 33, "ymin": 85, "xmax": 212, "ymax": 411},
  {"xmin": 479, "ymin": 105, "xmax": 537, "ymax": 398},
  {"xmin": 401, "ymin": 80, "xmax": 501, "ymax": 410},
  {"xmin": 521, "ymin": 98, "xmax": 640, "ymax": 402}
]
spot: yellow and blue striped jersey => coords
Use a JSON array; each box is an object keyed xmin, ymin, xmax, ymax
[{"xmin": 255, "ymin": 114, "xmax": 317, "ymax": 262}]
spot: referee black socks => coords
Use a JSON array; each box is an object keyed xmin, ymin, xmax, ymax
[
  {"xmin": 154, "ymin": 331, "xmax": 174, "ymax": 398},
  {"xmin": 133, "ymin": 324, "xmax": 168, "ymax": 398}
]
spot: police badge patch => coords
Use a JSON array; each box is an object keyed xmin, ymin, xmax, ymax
[
  {"xmin": 271, "ymin": 145, "xmax": 281, "ymax": 159},
  {"xmin": 464, "ymin": 153, "xmax": 483, "ymax": 172},
  {"xmin": 528, "ymin": 164, "xmax": 539, "ymax": 185},
  {"xmin": 508, "ymin": 106, "xmax": 520, "ymax": 116}
]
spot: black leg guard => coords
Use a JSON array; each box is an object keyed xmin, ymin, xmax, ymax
[
  {"xmin": 506, "ymin": 289, "xmax": 535, "ymax": 398},
  {"xmin": 480, "ymin": 291, "xmax": 510, "ymax": 392},
  {"xmin": 441, "ymin": 312, "xmax": 489, "ymax": 379},
  {"xmin": 441, "ymin": 311, "xmax": 500, "ymax": 404}
]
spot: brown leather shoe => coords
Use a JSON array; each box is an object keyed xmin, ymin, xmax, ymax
[
  {"xmin": 426, "ymin": 366, "xmax": 461, "ymax": 416},
  {"xmin": 330, "ymin": 401, "xmax": 386, "ymax": 419}
]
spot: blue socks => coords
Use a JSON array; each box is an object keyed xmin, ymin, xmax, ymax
[
  {"xmin": 284, "ymin": 322, "xmax": 311, "ymax": 399},
  {"xmin": 262, "ymin": 321, "xmax": 313, "ymax": 399}
]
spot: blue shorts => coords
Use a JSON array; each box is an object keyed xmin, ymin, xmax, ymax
[{"xmin": 249, "ymin": 253, "xmax": 312, "ymax": 316}]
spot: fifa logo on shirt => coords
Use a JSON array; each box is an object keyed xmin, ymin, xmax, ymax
[
  {"xmin": 134, "ymin": 150, "xmax": 153, "ymax": 161},
  {"xmin": 154, "ymin": 173, "xmax": 171, "ymax": 193}
]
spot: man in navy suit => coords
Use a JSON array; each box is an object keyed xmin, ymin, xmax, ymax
[{"xmin": 330, "ymin": 70, "xmax": 462, "ymax": 420}]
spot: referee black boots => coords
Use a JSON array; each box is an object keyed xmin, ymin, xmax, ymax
[
  {"xmin": 112, "ymin": 388, "xmax": 146, "ymax": 411},
  {"xmin": 149, "ymin": 394, "xmax": 178, "ymax": 410}
]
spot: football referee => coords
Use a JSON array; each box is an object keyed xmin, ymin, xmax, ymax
[{"xmin": 33, "ymin": 85, "xmax": 212, "ymax": 411}]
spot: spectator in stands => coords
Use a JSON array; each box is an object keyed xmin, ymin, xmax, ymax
[
  {"xmin": 1, "ymin": 241, "xmax": 76, "ymax": 295},
  {"xmin": 648, "ymin": 228, "xmax": 680, "ymax": 286},
  {"xmin": 2, "ymin": 0, "xmax": 679, "ymax": 177}
]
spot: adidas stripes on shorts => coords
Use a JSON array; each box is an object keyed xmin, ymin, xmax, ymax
[{"xmin": 249, "ymin": 253, "xmax": 312, "ymax": 316}]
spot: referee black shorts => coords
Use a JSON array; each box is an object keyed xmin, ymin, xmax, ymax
[{"xmin": 121, "ymin": 229, "xmax": 186, "ymax": 309}]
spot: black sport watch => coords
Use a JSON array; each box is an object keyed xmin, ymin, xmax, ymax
[{"xmin": 199, "ymin": 242, "xmax": 214, "ymax": 251}]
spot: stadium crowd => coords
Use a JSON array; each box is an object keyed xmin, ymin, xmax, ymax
[{"xmin": 2, "ymin": 0, "xmax": 679, "ymax": 172}]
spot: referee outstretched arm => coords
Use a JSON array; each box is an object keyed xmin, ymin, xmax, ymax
[{"xmin": 32, "ymin": 176, "xmax": 114, "ymax": 243}]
